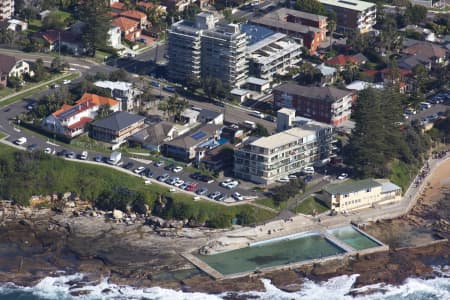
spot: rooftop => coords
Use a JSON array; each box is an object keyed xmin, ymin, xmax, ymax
[
  {"xmin": 165, "ymin": 124, "xmax": 221, "ymax": 149},
  {"xmin": 246, "ymin": 77, "xmax": 270, "ymax": 86},
  {"xmin": 112, "ymin": 17, "xmax": 139, "ymax": 31},
  {"xmin": 274, "ymin": 83, "xmax": 352, "ymax": 102},
  {"xmin": 91, "ymin": 111, "xmax": 145, "ymax": 132},
  {"xmin": 120, "ymin": 10, "xmax": 147, "ymax": 20},
  {"xmin": 249, "ymin": 122, "xmax": 331, "ymax": 149},
  {"xmin": 0, "ymin": 53, "xmax": 19, "ymax": 74},
  {"xmin": 276, "ymin": 8, "xmax": 327, "ymax": 22},
  {"xmin": 402, "ymin": 42, "xmax": 447, "ymax": 59},
  {"xmin": 94, "ymin": 80, "xmax": 133, "ymax": 91},
  {"xmin": 53, "ymin": 93, "xmax": 119, "ymax": 120},
  {"xmin": 251, "ymin": 16, "xmax": 320, "ymax": 35},
  {"xmin": 318, "ymin": 0, "xmax": 376, "ymax": 11},
  {"xmin": 323, "ymin": 179, "xmax": 381, "ymax": 195}
]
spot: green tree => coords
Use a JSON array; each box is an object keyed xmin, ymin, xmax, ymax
[
  {"xmin": 42, "ymin": 11, "xmax": 68, "ymax": 30},
  {"xmin": 405, "ymin": 4, "xmax": 427, "ymax": 25},
  {"xmin": 295, "ymin": 0, "xmax": 326, "ymax": 15},
  {"xmin": 50, "ymin": 57, "xmax": 69, "ymax": 73},
  {"xmin": 31, "ymin": 58, "xmax": 47, "ymax": 82},
  {"xmin": 78, "ymin": 0, "xmax": 111, "ymax": 57},
  {"xmin": 253, "ymin": 123, "xmax": 269, "ymax": 137},
  {"xmin": 96, "ymin": 104, "xmax": 113, "ymax": 119}
]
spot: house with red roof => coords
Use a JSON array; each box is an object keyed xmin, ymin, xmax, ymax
[
  {"xmin": 325, "ymin": 53, "xmax": 367, "ymax": 70},
  {"xmin": 112, "ymin": 17, "xmax": 141, "ymax": 41},
  {"xmin": 42, "ymin": 93, "xmax": 120, "ymax": 138},
  {"xmin": 363, "ymin": 68, "xmax": 413, "ymax": 93},
  {"xmin": 119, "ymin": 10, "xmax": 148, "ymax": 28},
  {"xmin": 111, "ymin": 1, "xmax": 126, "ymax": 12},
  {"xmin": 32, "ymin": 29, "xmax": 84, "ymax": 55},
  {"xmin": 401, "ymin": 42, "xmax": 448, "ymax": 66}
]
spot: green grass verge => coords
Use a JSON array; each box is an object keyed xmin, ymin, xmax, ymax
[
  {"xmin": 291, "ymin": 196, "xmax": 329, "ymax": 215},
  {"xmin": 0, "ymin": 72, "xmax": 78, "ymax": 107},
  {"xmin": 389, "ymin": 159, "xmax": 418, "ymax": 192},
  {"xmin": 254, "ymin": 197, "xmax": 288, "ymax": 211},
  {"xmin": 0, "ymin": 142, "xmax": 275, "ymax": 227}
]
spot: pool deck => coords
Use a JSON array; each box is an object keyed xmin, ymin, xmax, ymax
[{"xmin": 184, "ymin": 226, "xmax": 389, "ymax": 280}]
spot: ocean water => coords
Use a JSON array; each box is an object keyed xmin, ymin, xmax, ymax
[{"xmin": 0, "ymin": 267, "xmax": 449, "ymax": 300}]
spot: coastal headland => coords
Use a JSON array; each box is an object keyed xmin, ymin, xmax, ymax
[{"xmin": 0, "ymin": 158, "xmax": 449, "ymax": 296}]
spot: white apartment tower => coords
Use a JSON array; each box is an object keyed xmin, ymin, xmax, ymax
[{"xmin": 0, "ymin": 0, "xmax": 14, "ymax": 21}]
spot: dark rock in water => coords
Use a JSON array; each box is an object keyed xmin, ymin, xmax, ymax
[
  {"xmin": 102, "ymin": 288, "xmax": 113, "ymax": 294},
  {"xmin": 70, "ymin": 290, "xmax": 91, "ymax": 296}
]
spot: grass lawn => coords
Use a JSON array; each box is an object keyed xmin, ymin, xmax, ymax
[
  {"xmin": 254, "ymin": 197, "xmax": 288, "ymax": 211},
  {"xmin": 27, "ymin": 19, "xmax": 43, "ymax": 33},
  {"xmin": 0, "ymin": 72, "xmax": 78, "ymax": 107},
  {"xmin": 389, "ymin": 160, "xmax": 418, "ymax": 192},
  {"xmin": 0, "ymin": 142, "xmax": 275, "ymax": 226},
  {"xmin": 292, "ymin": 196, "xmax": 329, "ymax": 215}
]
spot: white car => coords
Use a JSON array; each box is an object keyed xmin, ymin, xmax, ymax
[
  {"xmin": 44, "ymin": 147, "xmax": 52, "ymax": 154},
  {"xmin": 80, "ymin": 151, "xmax": 88, "ymax": 160},
  {"xmin": 134, "ymin": 166, "xmax": 146, "ymax": 174},
  {"xmin": 15, "ymin": 137, "xmax": 27, "ymax": 145},
  {"xmin": 172, "ymin": 166, "xmax": 183, "ymax": 173},
  {"xmin": 174, "ymin": 179, "xmax": 185, "ymax": 187},
  {"xmin": 303, "ymin": 166, "xmax": 315, "ymax": 175},
  {"xmin": 277, "ymin": 177, "xmax": 290, "ymax": 183},
  {"xmin": 220, "ymin": 178, "xmax": 233, "ymax": 187},
  {"xmin": 337, "ymin": 173, "xmax": 349, "ymax": 180},
  {"xmin": 232, "ymin": 192, "xmax": 244, "ymax": 201},
  {"xmin": 249, "ymin": 111, "xmax": 265, "ymax": 119},
  {"xmin": 225, "ymin": 180, "xmax": 239, "ymax": 189},
  {"xmin": 63, "ymin": 79, "xmax": 71, "ymax": 85}
]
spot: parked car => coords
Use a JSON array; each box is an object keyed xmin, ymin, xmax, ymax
[
  {"xmin": 66, "ymin": 152, "xmax": 75, "ymax": 159},
  {"xmin": 57, "ymin": 149, "xmax": 67, "ymax": 156},
  {"xmin": 196, "ymin": 188, "xmax": 208, "ymax": 195},
  {"xmin": 186, "ymin": 182, "xmax": 198, "ymax": 191},
  {"xmin": 303, "ymin": 166, "xmax": 315, "ymax": 175},
  {"xmin": 44, "ymin": 147, "xmax": 52, "ymax": 154},
  {"xmin": 200, "ymin": 175, "xmax": 214, "ymax": 183},
  {"xmin": 123, "ymin": 162, "xmax": 134, "ymax": 170},
  {"xmin": 134, "ymin": 166, "xmax": 146, "ymax": 174},
  {"xmin": 208, "ymin": 191, "xmax": 221, "ymax": 200},
  {"xmin": 249, "ymin": 110, "xmax": 264, "ymax": 119},
  {"xmin": 277, "ymin": 176, "xmax": 290, "ymax": 183},
  {"xmin": 337, "ymin": 173, "xmax": 348, "ymax": 180},
  {"xmin": 165, "ymin": 164, "xmax": 175, "ymax": 171},
  {"xmin": 174, "ymin": 179, "xmax": 185, "ymax": 187},
  {"xmin": 191, "ymin": 172, "xmax": 201, "ymax": 180},
  {"xmin": 288, "ymin": 174, "xmax": 297, "ymax": 180},
  {"xmin": 157, "ymin": 173, "xmax": 170, "ymax": 182},
  {"xmin": 14, "ymin": 137, "xmax": 27, "ymax": 145},
  {"xmin": 80, "ymin": 151, "xmax": 88, "ymax": 160},
  {"xmin": 172, "ymin": 166, "xmax": 183, "ymax": 173},
  {"xmin": 27, "ymin": 143, "xmax": 37, "ymax": 151},
  {"xmin": 163, "ymin": 86, "xmax": 176, "ymax": 93},
  {"xmin": 180, "ymin": 182, "xmax": 189, "ymax": 190},
  {"xmin": 220, "ymin": 178, "xmax": 233, "ymax": 188},
  {"xmin": 144, "ymin": 169, "xmax": 153, "ymax": 178},
  {"xmin": 225, "ymin": 180, "xmax": 239, "ymax": 189},
  {"xmin": 151, "ymin": 81, "xmax": 161, "ymax": 88},
  {"xmin": 166, "ymin": 177, "xmax": 178, "ymax": 185},
  {"xmin": 63, "ymin": 79, "xmax": 71, "ymax": 85},
  {"xmin": 232, "ymin": 192, "xmax": 243, "ymax": 201},
  {"xmin": 216, "ymin": 193, "xmax": 227, "ymax": 201},
  {"xmin": 154, "ymin": 160, "xmax": 164, "ymax": 167}
]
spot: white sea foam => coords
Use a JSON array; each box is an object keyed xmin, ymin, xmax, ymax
[{"xmin": 0, "ymin": 267, "xmax": 449, "ymax": 300}]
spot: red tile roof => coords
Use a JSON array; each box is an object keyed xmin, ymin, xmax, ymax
[
  {"xmin": 325, "ymin": 54, "xmax": 358, "ymax": 66},
  {"xmin": 32, "ymin": 29, "xmax": 79, "ymax": 44},
  {"xmin": 112, "ymin": 17, "xmax": 139, "ymax": 31},
  {"xmin": 67, "ymin": 117, "xmax": 93, "ymax": 130},
  {"xmin": 110, "ymin": 12, "xmax": 119, "ymax": 17},
  {"xmin": 111, "ymin": 2, "xmax": 126, "ymax": 10},
  {"xmin": 137, "ymin": 1, "xmax": 153, "ymax": 9},
  {"xmin": 53, "ymin": 93, "xmax": 119, "ymax": 119},
  {"xmin": 402, "ymin": 42, "xmax": 447, "ymax": 59},
  {"xmin": 120, "ymin": 10, "xmax": 147, "ymax": 20}
]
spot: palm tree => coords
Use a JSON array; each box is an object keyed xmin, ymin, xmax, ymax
[{"xmin": 327, "ymin": 19, "xmax": 336, "ymax": 51}]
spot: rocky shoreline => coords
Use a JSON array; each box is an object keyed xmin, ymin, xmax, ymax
[{"xmin": 0, "ymin": 179, "xmax": 449, "ymax": 297}]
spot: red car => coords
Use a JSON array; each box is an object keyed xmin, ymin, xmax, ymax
[{"xmin": 186, "ymin": 182, "xmax": 198, "ymax": 191}]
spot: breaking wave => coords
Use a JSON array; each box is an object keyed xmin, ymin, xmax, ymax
[{"xmin": 0, "ymin": 266, "xmax": 449, "ymax": 299}]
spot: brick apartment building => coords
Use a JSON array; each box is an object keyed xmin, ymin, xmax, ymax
[
  {"xmin": 273, "ymin": 83, "xmax": 355, "ymax": 126},
  {"xmin": 251, "ymin": 8, "xmax": 327, "ymax": 54}
]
